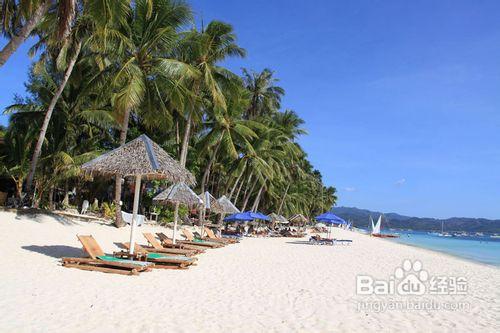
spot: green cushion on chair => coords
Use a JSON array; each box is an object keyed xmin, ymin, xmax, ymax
[
  {"xmin": 146, "ymin": 253, "xmax": 192, "ymax": 261},
  {"xmin": 97, "ymin": 255, "xmax": 152, "ymax": 266}
]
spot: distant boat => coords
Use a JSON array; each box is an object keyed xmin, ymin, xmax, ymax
[
  {"xmin": 371, "ymin": 215, "xmax": 399, "ymax": 238},
  {"xmin": 435, "ymin": 221, "xmax": 452, "ymax": 237}
]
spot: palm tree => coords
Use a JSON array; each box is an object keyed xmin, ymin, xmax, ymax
[
  {"xmin": 199, "ymin": 84, "xmax": 257, "ymax": 193},
  {"xmin": 0, "ymin": 0, "xmax": 52, "ymax": 67},
  {"xmin": 242, "ymin": 68, "xmax": 284, "ymax": 119},
  {"xmin": 0, "ymin": 110, "xmax": 39, "ymax": 198},
  {"xmin": 106, "ymin": 0, "xmax": 195, "ymax": 226},
  {"xmin": 5, "ymin": 58, "xmax": 115, "ymax": 206},
  {"xmin": 176, "ymin": 20, "xmax": 246, "ymax": 168},
  {"xmin": 24, "ymin": 0, "xmax": 130, "ymax": 199}
]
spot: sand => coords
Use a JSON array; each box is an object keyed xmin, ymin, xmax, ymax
[{"xmin": 0, "ymin": 210, "xmax": 498, "ymax": 332}]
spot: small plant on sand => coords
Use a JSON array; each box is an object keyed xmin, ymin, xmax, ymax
[{"xmin": 102, "ymin": 202, "xmax": 116, "ymax": 219}]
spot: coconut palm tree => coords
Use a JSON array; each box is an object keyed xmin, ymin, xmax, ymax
[
  {"xmin": 242, "ymin": 68, "xmax": 284, "ymax": 119},
  {"xmin": 105, "ymin": 0, "xmax": 197, "ymax": 226},
  {"xmin": 24, "ymin": 0, "xmax": 130, "ymax": 199},
  {"xmin": 199, "ymin": 84, "xmax": 257, "ymax": 193},
  {"xmin": 0, "ymin": 0, "xmax": 52, "ymax": 67},
  {"xmin": 176, "ymin": 20, "xmax": 246, "ymax": 168}
]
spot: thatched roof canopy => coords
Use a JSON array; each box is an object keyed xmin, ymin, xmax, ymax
[
  {"xmin": 217, "ymin": 195, "xmax": 240, "ymax": 214},
  {"xmin": 269, "ymin": 213, "xmax": 289, "ymax": 224},
  {"xmin": 199, "ymin": 191, "xmax": 224, "ymax": 214},
  {"xmin": 153, "ymin": 182, "xmax": 202, "ymax": 208},
  {"xmin": 289, "ymin": 214, "xmax": 308, "ymax": 224},
  {"xmin": 81, "ymin": 134, "xmax": 195, "ymax": 184}
]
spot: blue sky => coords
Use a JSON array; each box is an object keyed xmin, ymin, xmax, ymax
[{"xmin": 1, "ymin": 0, "xmax": 499, "ymax": 219}]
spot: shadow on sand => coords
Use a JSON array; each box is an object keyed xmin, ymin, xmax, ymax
[
  {"xmin": 14, "ymin": 208, "xmax": 77, "ymax": 226},
  {"xmin": 286, "ymin": 241, "xmax": 316, "ymax": 245},
  {"xmin": 22, "ymin": 245, "xmax": 84, "ymax": 259}
]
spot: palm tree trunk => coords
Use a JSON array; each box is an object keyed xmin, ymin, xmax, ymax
[
  {"xmin": 228, "ymin": 162, "xmax": 246, "ymax": 199},
  {"xmin": 48, "ymin": 185, "xmax": 55, "ymax": 210},
  {"xmin": 175, "ymin": 116, "xmax": 180, "ymax": 158},
  {"xmin": 0, "ymin": 1, "xmax": 50, "ymax": 68},
  {"xmin": 234, "ymin": 172, "xmax": 250, "ymax": 205},
  {"xmin": 113, "ymin": 107, "xmax": 131, "ymax": 228},
  {"xmin": 241, "ymin": 178, "xmax": 257, "ymax": 212},
  {"xmin": 200, "ymin": 138, "xmax": 222, "ymax": 193},
  {"xmin": 251, "ymin": 183, "xmax": 265, "ymax": 212},
  {"xmin": 277, "ymin": 182, "xmax": 290, "ymax": 215},
  {"xmin": 25, "ymin": 41, "xmax": 82, "ymax": 198},
  {"xmin": 179, "ymin": 112, "xmax": 192, "ymax": 167}
]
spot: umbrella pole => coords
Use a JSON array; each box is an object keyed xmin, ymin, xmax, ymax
[
  {"xmin": 172, "ymin": 202, "xmax": 179, "ymax": 244},
  {"xmin": 129, "ymin": 175, "xmax": 142, "ymax": 255}
]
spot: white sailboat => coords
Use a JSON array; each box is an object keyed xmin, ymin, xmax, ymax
[
  {"xmin": 372, "ymin": 215, "xmax": 382, "ymax": 235},
  {"xmin": 371, "ymin": 214, "xmax": 399, "ymax": 238}
]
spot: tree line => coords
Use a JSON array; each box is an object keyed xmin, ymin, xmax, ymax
[{"xmin": 0, "ymin": 0, "xmax": 337, "ymax": 226}]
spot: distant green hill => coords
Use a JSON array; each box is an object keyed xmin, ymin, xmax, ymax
[{"xmin": 332, "ymin": 207, "xmax": 500, "ymax": 233}]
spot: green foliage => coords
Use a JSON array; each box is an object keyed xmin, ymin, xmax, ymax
[
  {"xmin": 156, "ymin": 204, "xmax": 189, "ymax": 226},
  {"xmin": 0, "ymin": 0, "xmax": 337, "ymax": 218},
  {"xmin": 102, "ymin": 202, "xmax": 116, "ymax": 219}
]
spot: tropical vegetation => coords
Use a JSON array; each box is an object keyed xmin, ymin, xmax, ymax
[{"xmin": 0, "ymin": 0, "xmax": 336, "ymax": 225}]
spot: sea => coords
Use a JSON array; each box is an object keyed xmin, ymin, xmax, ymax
[
  {"xmin": 376, "ymin": 230, "xmax": 500, "ymax": 267},
  {"xmin": 358, "ymin": 228, "xmax": 500, "ymax": 267}
]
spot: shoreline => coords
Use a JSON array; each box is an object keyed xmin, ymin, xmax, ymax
[{"xmin": 353, "ymin": 230, "xmax": 500, "ymax": 269}]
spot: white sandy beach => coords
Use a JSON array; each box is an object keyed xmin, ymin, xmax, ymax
[{"xmin": 0, "ymin": 210, "xmax": 499, "ymax": 332}]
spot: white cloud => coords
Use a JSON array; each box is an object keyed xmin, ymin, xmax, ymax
[
  {"xmin": 395, "ymin": 178, "xmax": 406, "ymax": 186},
  {"xmin": 344, "ymin": 187, "xmax": 356, "ymax": 192}
]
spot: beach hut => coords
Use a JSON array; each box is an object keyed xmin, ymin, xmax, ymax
[
  {"xmin": 81, "ymin": 134, "xmax": 195, "ymax": 255},
  {"xmin": 153, "ymin": 182, "xmax": 202, "ymax": 244}
]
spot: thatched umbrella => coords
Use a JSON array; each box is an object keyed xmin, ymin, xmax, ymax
[
  {"xmin": 153, "ymin": 182, "xmax": 202, "ymax": 244},
  {"xmin": 198, "ymin": 191, "xmax": 224, "ymax": 237},
  {"xmin": 216, "ymin": 195, "xmax": 240, "ymax": 236},
  {"xmin": 217, "ymin": 195, "xmax": 240, "ymax": 214},
  {"xmin": 199, "ymin": 191, "xmax": 224, "ymax": 214},
  {"xmin": 289, "ymin": 214, "xmax": 308, "ymax": 227},
  {"xmin": 269, "ymin": 213, "xmax": 289, "ymax": 223},
  {"xmin": 82, "ymin": 134, "xmax": 195, "ymax": 255}
]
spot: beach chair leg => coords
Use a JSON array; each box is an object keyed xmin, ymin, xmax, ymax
[{"xmin": 63, "ymin": 263, "xmax": 139, "ymax": 275}]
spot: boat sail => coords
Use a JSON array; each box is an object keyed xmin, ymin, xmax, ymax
[
  {"xmin": 372, "ymin": 215, "xmax": 382, "ymax": 235},
  {"xmin": 370, "ymin": 215, "xmax": 399, "ymax": 238}
]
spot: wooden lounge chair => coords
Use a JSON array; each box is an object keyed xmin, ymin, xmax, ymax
[
  {"xmin": 156, "ymin": 232, "xmax": 208, "ymax": 252},
  {"xmin": 143, "ymin": 233, "xmax": 204, "ymax": 255},
  {"xmin": 62, "ymin": 235, "xmax": 153, "ymax": 275},
  {"xmin": 120, "ymin": 242, "xmax": 197, "ymax": 269},
  {"xmin": 203, "ymin": 227, "xmax": 239, "ymax": 244},
  {"xmin": 181, "ymin": 229, "xmax": 225, "ymax": 248}
]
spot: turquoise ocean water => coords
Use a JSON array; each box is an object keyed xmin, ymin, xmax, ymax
[{"xmin": 383, "ymin": 230, "xmax": 500, "ymax": 267}]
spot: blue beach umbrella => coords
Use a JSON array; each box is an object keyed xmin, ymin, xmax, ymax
[
  {"xmin": 224, "ymin": 211, "xmax": 271, "ymax": 222},
  {"xmin": 315, "ymin": 212, "xmax": 347, "ymax": 225},
  {"xmin": 250, "ymin": 211, "xmax": 271, "ymax": 221},
  {"xmin": 224, "ymin": 212, "xmax": 254, "ymax": 222},
  {"xmin": 315, "ymin": 212, "xmax": 347, "ymax": 239}
]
